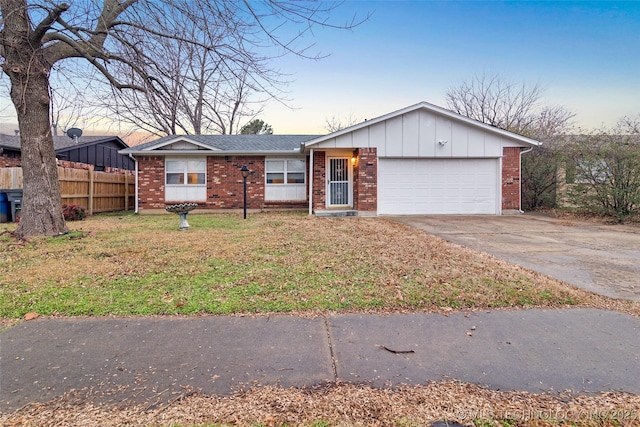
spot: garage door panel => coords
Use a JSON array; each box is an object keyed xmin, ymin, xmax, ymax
[{"xmin": 378, "ymin": 159, "xmax": 498, "ymax": 215}]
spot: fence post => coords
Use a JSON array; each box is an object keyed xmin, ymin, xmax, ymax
[{"xmin": 88, "ymin": 165, "xmax": 94, "ymax": 216}]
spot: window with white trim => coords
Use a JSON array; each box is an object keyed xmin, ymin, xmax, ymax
[
  {"xmin": 266, "ymin": 159, "xmax": 305, "ymax": 184},
  {"xmin": 166, "ymin": 159, "xmax": 205, "ymax": 184},
  {"xmin": 265, "ymin": 158, "xmax": 306, "ymax": 201},
  {"xmin": 165, "ymin": 158, "xmax": 206, "ymax": 201}
]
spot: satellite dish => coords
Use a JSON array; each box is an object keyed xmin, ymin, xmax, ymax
[{"xmin": 66, "ymin": 128, "xmax": 83, "ymax": 139}]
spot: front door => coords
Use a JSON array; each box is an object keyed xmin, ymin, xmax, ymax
[{"xmin": 327, "ymin": 157, "xmax": 350, "ymax": 207}]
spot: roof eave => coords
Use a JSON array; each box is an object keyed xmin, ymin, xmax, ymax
[
  {"xmin": 120, "ymin": 149, "xmax": 305, "ymax": 156},
  {"xmin": 55, "ymin": 136, "xmax": 129, "ymax": 152}
]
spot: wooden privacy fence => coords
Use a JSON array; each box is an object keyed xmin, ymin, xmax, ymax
[{"xmin": 0, "ymin": 166, "xmax": 135, "ymax": 215}]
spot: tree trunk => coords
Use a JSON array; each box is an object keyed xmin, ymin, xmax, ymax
[
  {"xmin": 1, "ymin": 0, "xmax": 68, "ymax": 237},
  {"xmin": 12, "ymin": 74, "xmax": 68, "ymax": 238}
]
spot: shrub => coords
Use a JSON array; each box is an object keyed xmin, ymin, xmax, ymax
[
  {"xmin": 565, "ymin": 118, "xmax": 640, "ymax": 222},
  {"xmin": 522, "ymin": 144, "xmax": 560, "ymax": 210},
  {"xmin": 62, "ymin": 204, "xmax": 86, "ymax": 221}
]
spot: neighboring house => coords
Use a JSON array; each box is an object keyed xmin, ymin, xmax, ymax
[
  {"xmin": 555, "ymin": 133, "xmax": 640, "ymax": 209},
  {"xmin": 0, "ymin": 134, "xmax": 21, "ymax": 167},
  {"xmin": 0, "ymin": 134, "xmax": 135, "ymax": 171},
  {"xmin": 120, "ymin": 102, "xmax": 540, "ymax": 216}
]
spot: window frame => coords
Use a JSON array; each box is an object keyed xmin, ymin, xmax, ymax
[
  {"xmin": 165, "ymin": 157, "xmax": 206, "ymax": 187},
  {"xmin": 265, "ymin": 158, "xmax": 306, "ymax": 186}
]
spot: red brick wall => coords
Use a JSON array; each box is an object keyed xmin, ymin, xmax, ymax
[
  {"xmin": 502, "ymin": 147, "xmax": 521, "ymax": 211},
  {"xmin": 53, "ymin": 159, "xmax": 133, "ymax": 175},
  {"xmin": 0, "ymin": 155, "xmax": 134, "ymax": 172},
  {"xmin": 0, "ymin": 154, "xmax": 21, "ymax": 167},
  {"xmin": 137, "ymin": 156, "xmax": 166, "ymax": 210},
  {"xmin": 311, "ymin": 151, "xmax": 326, "ymax": 210},
  {"xmin": 56, "ymin": 160, "xmax": 93, "ymax": 170},
  {"xmin": 136, "ymin": 155, "xmax": 266, "ymax": 211},
  {"xmin": 207, "ymin": 156, "xmax": 264, "ymax": 209},
  {"xmin": 311, "ymin": 149, "xmax": 377, "ymax": 212},
  {"xmin": 82, "ymin": 149, "xmax": 527, "ymax": 214},
  {"xmin": 353, "ymin": 148, "xmax": 377, "ymax": 211},
  {"xmin": 0, "ymin": 155, "xmax": 135, "ymax": 172}
]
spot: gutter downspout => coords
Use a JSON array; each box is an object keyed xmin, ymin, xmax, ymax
[
  {"xmin": 519, "ymin": 146, "xmax": 535, "ymax": 213},
  {"xmin": 129, "ymin": 154, "xmax": 139, "ymax": 213},
  {"xmin": 308, "ymin": 149, "xmax": 314, "ymax": 215}
]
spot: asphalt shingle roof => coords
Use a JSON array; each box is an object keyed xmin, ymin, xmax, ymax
[{"xmin": 0, "ymin": 134, "xmax": 22, "ymax": 150}]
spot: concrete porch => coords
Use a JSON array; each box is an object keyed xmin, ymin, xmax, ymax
[{"xmin": 314, "ymin": 209, "xmax": 358, "ymax": 217}]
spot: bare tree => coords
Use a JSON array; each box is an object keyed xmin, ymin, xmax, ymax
[
  {"xmin": 446, "ymin": 73, "xmax": 575, "ymax": 210},
  {"xmin": 446, "ymin": 73, "xmax": 572, "ymax": 136},
  {"xmin": 515, "ymin": 104, "xmax": 576, "ymax": 209},
  {"xmin": 101, "ymin": 17, "xmax": 273, "ymax": 136},
  {"xmin": 49, "ymin": 63, "xmax": 101, "ymax": 136},
  {"xmin": 0, "ymin": 0, "xmax": 367, "ymax": 237},
  {"xmin": 324, "ymin": 114, "xmax": 362, "ymax": 132}
]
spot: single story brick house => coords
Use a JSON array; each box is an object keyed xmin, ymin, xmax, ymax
[{"xmin": 120, "ymin": 102, "xmax": 540, "ymax": 215}]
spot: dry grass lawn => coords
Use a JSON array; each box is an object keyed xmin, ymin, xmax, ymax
[
  {"xmin": 2, "ymin": 212, "xmax": 638, "ymax": 322},
  {"xmin": 1, "ymin": 211, "xmax": 639, "ymax": 426}
]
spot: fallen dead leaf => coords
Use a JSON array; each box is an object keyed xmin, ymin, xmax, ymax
[
  {"xmin": 2, "ymin": 381, "xmax": 639, "ymax": 427},
  {"xmin": 24, "ymin": 312, "xmax": 39, "ymax": 321}
]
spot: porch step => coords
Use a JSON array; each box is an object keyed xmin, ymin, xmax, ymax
[{"xmin": 314, "ymin": 210, "xmax": 358, "ymax": 217}]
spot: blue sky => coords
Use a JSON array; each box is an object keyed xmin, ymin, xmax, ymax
[
  {"xmin": 1, "ymin": 1, "xmax": 638, "ymax": 138},
  {"xmin": 262, "ymin": 0, "xmax": 640, "ymax": 134}
]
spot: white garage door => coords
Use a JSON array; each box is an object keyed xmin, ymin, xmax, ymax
[{"xmin": 378, "ymin": 159, "xmax": 499, "ymax": 215}]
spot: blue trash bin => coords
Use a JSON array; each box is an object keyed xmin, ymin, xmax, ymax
[
  {"xmin": 0, "ymin": 193, "xmax": 8, "ymax": 223},
  {"xmin": 5, "ymin": 189, "xmax": 23, "ymax": 222}
]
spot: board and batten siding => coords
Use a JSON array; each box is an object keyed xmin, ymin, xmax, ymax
[{"xmin": 312, "ymin": 109, "xmax": 523, "ymax": 158}]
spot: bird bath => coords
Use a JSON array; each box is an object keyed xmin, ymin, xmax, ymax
[{"xmin": 165, "ymin": 203, "xmax": 198, "ymax": 230}]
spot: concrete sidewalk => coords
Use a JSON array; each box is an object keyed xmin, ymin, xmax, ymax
[{"xmin": 2, "ymin": 308, "xmax": 639, "ymax": 413}]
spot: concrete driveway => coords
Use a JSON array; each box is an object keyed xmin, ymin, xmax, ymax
[{"xmin": 392, "ymin": 214, "xmax": 640, "ymax": 301}]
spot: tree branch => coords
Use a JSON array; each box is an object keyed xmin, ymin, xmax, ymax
[
  {"xmin": 43, "ymin": 0, "xmax": 136, "ymax": 65},
  {"xmin": 43, "ymin": 32, "xmax": 144, "ymax": 90},
  {"xmin": 30, "ymin": 2, "xmax": 69, "ymax": 44}
]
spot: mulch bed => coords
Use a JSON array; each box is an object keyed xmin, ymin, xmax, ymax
[{"xmin": 2, "ymin": 380, "xmax": 639, "ymax": 426}]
